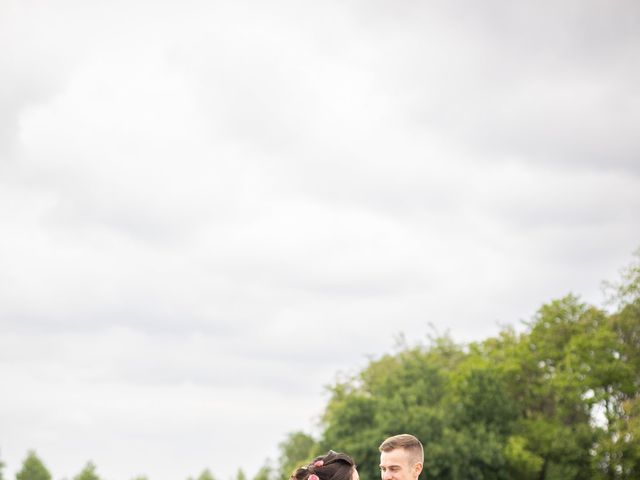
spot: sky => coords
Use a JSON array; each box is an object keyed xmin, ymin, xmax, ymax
[{"xmin": 1, "ymin": 1, "xmax": 639, "ymax": 479}]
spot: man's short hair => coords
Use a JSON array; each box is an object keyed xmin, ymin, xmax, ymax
[{"xmin": 379, "ymin": 434, "xmax": 424, "ymax": 465}]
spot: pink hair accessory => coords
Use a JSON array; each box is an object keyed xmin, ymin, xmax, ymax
[
  {"xmin": 313, "ymin": 461, "xmax": 324, "ymax": 468},
  {"xmin": 309, "ymin": 475, "xmax": 319, "ymax": 480}
]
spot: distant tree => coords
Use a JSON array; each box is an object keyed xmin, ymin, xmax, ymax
[
  {"xmin": 253, "ymin": 461, "xmax": 273, "ymax": 480},
  {"xmin": 16, "ymin": 451, "xmax": 51, "ymax": 480},
  {"xmin": 187, "ymin": 469, "xmax": 215, "ymax": 480},
  {"xmin": 130, "ymin": 477, "xmax": 149, "ymax": 480},
  {"xmin": 73, "ymin": 462, "xmax": 100, "ymax": 480},
  {"xmin": 277, "ymin": 432, "xmax": 317, "ymax": 480},
  {"xmin": 73, "ymin": 461, "xmax": 100, "ymax": 480},
  {"xmin": 235, "ymin": 469, "xmax": 246, "ymax": 480},
  {"xmin": 200, "ymin": 470, "xmax": 216, "ymax": 480}
]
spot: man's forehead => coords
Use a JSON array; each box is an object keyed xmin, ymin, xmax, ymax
[{"xmin": 380, "ymin": 448, "xmax": 411, "ymax": 466}]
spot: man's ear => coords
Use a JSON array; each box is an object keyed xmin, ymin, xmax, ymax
[{"xmin": 412, "ymin": 462, "xmax": 423, "ymax": 479}]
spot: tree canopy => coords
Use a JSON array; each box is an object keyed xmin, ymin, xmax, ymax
[
  {"xmin": 312, "ymin": 261, "xmax": 640, "ymax": 480},
  {"xmin": 73, "ymin": 462, "xmax": 100, "ymax": 480},
  {"xmin": 15, "ymin": 452, "xmax": 51, "ymax": 480}
]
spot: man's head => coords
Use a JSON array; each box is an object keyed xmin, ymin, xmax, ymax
[{"xmin": 378, "ymin": 434, "xmax": 424, "ymax": 480}]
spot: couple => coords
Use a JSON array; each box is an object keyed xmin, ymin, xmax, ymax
[{"xmin": 292, "ymin": 434, "xmax": 423, "ymax": 480}]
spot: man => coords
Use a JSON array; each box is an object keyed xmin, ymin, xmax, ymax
[{"xmin": 379, "ymin": 434, "xmax": 424, "ymax": 480}]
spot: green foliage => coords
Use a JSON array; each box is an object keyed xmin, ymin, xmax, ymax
[
  {"xmin": 605, "ymin": 248, "xmax": 640, "ymax": 308},
  {"xmin": 199, "ymin": 470, "xmax": 215, "ymax": 480},
  {"xmin": 73, "ymin": 462, "xmax": 100, "ymax": 480},
  {"xmin": 276, "ymin": 432, "xmax": 317, "ymax": 480},
  {"xmin": 187, "ymin": 469, "xmax": 215, "ymax": 480},
  {"xmin": 315, "ymin": 252, "xmax": 640, "ymax": 479},
  {"xmin": 252, "ymin": 462, "xmax": 273, "ymax": 480},
  {"xmin": 16, "ymin": 451, "xmax": 51, "ymax": 480},
  {"xmin": 503, "ymin": 436, "xmax": 543, "ymax": 480}
]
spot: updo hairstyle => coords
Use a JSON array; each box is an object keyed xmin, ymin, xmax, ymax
[{"xmin": 290, "ymin": 451, "xmax": 355, "ymax": 480}]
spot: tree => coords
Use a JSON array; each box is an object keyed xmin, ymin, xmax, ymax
[
  {"xmin": 319, "ymin": 294, "xmax": 623, "ymax": 479},
  {"xmin": 290, "ymin": 250, "xmax": 640, "ymax": 479},
  {"xmin": 73, "ymin": 462, "xmax": 100, "ymax": 480},
  {"xmin": 276, "ymin": 432, "xmax": 317, "ymax": 480},
  {"xmin": 605, "ymin": 248, "xmax": 640, "ymax": 309},
  {"xmin": 252, "ymin": 462, "xmax": 273, "ymax": 480},
  {"xmin": 187, "ymin": 469, "xmax": 215, "ymax": 480},
  {"xmin": 16, "ymin": 451, "xmax": 51, "ymax": 480}
]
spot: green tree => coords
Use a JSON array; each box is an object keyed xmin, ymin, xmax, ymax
[
  {"xmin": 73, "ymin": 462, "xmax": 100, "ymax": 480},
  {"xmin": 605, "ymin": 248, "xmax": 640, "ymax": 309},
  {"xmin": 253, "ymin": 462, "xmax": 273, "ymax": 480},
  {"xmin": 16, "ymin": 451, "xmax": 51, "ymax": 480},
  {"xmin": 320, "ymin": 294, "xmax": 625, "ymax": 479},
  {"xmin": 309, "ymin": 250, "xmax": 640, "ymax": 479},
  {"xmin": 187, "ymin": 469, "xmax": 215, "ymax": 480},
  {"xmin": 321, "ymin": 340, "xmax": 465, "ymax": 480},
  {"xmin": 277, "ymin": 432, "xmax": 317, "ymax": 480}
]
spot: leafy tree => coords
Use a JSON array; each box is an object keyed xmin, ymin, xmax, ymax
[
  {"xmin": 321, "ymin": 341, "xmax": 464, "ymax": 480},
  {"xmin": 16, "ymin": 451, "xmax": 51, "ymax": 480},
  {"xmin": 253, "ymin": 462, "xmax": 273, "ymax": 480},
  {"xmin": 319, "ymin": 288, "xmax": 639, "ymax": 479},
  {"xmin": 516, "ymin": 296, "xmax": 599, "ymax": 479},
  {"xmin": 276, "ymin": 432, "xmax": 317, "ymax": 480},
  {"xmin": 605, "ymin": 248, "xmax": 640, "ymax": 309},
  {"xmin": 73, "ymin": 462, "xmax": 100, "ymax": 480},
  {"xmin": 235, "ymin": 469, "xmax": 247, "ymax": 480},
  {"xmin": 293, "ymin": 250, "xmax": 640, "ymax": 479},
  {"xmin": 590, "ymin": 252, "xmax": 640, "ymax": 479},
  {"xmin": 187, "ymin": 469, "xmax": 215, "ymax": 480}
]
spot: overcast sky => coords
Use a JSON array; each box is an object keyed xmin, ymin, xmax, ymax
[{"xmin": 1, "ymin": 1, "xmax": 639, "ymax": 480}]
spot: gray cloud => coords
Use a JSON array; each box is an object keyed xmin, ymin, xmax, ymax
[{"xmin": 1, "ymin": 2, "xmax": 639, "ymax": 480}]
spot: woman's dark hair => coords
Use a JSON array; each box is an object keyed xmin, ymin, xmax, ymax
[{"xmin": 290, "ymin": 451, "xmax": 355, "ymax": 480}]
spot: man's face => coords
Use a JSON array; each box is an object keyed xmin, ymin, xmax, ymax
[{"xmin": 379, "ymin": 449, "xmax": 421, "ymax": 480}]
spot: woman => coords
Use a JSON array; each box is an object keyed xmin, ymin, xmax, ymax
[{"xmin": 291, "ymin": 451, "xmax": 359, "ymax": 480}]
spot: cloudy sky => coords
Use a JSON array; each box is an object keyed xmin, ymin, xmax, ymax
[{"xmin": 1, "ymin": 1, "xmax": 639, "ymax": 479}]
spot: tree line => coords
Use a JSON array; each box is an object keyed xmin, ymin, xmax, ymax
[
  {"xmin": 0, "ymin": 453, "xmax": 240, "ymax": 480},
  {"xmin": 4, "ymin": 251, "xmax": 639, "ymax": 480}
]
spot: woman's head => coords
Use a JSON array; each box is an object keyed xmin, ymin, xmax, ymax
[{"xmin": 291, "ymin": 451, "xmax": 357, "ymax": 480}]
